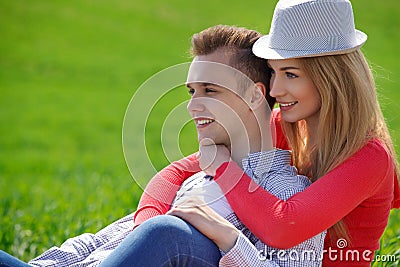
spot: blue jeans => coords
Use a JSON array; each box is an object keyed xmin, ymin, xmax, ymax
[
  {"xmin": 0, "ymin": 250, "xmax": 31, "ymax": 267},
  {"xmin": 100, "ymin": 215, "xmax": 221, "ymax": 267}
]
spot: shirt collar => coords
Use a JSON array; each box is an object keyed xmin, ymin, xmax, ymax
[{"xmin": 241, "ymin": 149, "xmax": 292, "ymax": 179}]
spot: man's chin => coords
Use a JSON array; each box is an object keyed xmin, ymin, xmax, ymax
[
  {"xmin": 198, "ymin": 137, "xmax": 228, "ymax": 147},
  {"xmin": 198, "ymin": 136, "xmax": 216, "ymax": 145}
]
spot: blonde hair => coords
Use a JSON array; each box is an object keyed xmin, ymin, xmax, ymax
[{"xmin": 281, "ymin": 50, "xmax": 400, "ymax": 242}]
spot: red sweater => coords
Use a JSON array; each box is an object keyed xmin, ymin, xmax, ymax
[{"xmin": 134, "ymin": 109, "xmax": 400, "ymax": 266}]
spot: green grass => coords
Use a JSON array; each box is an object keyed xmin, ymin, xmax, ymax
[{"xmin": 0, "ymin": 0, "xmax": 399, "ymax": 265}]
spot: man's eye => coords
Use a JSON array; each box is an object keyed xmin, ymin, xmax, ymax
[
  {"xmin": 205, "ymin": 88, "xmax": 216, "ymax": 93},
  {"xmin": 268, "ymin": 68, "xmax": 275, "ymax": 75},
  {"xmin": 188, "ymin": 89, "xmax": 195, "ymax": 95}
]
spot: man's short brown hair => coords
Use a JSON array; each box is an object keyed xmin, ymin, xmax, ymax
[{"xmin": 191, "ymin": 25, "xmax": 274, "ymax": 108}]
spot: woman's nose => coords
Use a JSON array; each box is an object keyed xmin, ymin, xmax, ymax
[{"xmin": 269, "ymin": 77, "xmax": 285, "ymax": 98}]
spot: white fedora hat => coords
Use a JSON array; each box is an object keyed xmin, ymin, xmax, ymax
[{"xmin": 253, "ymin": 0, "xmax": 367, "ymax": 59}]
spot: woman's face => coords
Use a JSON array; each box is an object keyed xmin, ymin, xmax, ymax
[{"xmin": 268, "ymin": 58, "xmax": 321, "ymax": 128}]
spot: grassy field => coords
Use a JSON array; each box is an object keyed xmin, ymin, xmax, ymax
[{"xmin": 0, "ymin": 0, "xmax": 399, "ymax": 265}]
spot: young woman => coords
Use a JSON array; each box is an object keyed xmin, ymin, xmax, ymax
[{"xmin": 134, "ymin": 0, "xmax": 400, "ymax": 266}]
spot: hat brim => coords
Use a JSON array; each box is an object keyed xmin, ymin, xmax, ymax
[{"xmin": 252, "ymin": 30, "xmax": 367, "ymax": 60}]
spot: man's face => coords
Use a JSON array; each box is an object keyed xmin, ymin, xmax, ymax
[{"xmin": 186, "ymin": 50, "xmax": 253, "ymax": 147}]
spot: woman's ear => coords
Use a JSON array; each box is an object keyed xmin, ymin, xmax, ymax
[{"xmin": 250, "ymin": 82, "xmax": 267, "ymax": 108}]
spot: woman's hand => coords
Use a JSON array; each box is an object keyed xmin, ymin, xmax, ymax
[{"xmin": 167, "ymin": 197, "xmax": 239, "ymax": 253}]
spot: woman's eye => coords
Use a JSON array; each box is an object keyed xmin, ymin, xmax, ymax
[
  {"xmin": 286, "ymin": 72, "xmax": 298, "ymax": 78},
  {"xmin": 188, "ymin": 89, "xmax": 195, "ymax": 95},
  {"xmin": 205, "ymin": 88, "xmax": 216, "ymax": 93}
]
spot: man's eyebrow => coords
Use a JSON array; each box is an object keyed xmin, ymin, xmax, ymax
[
  {"xmin": 185, "ymin": 82, "xmax": 218, "ymax": 88},
  {"xmin": 201, "ymin": 82, "xmax": 218, "ymax": 87}
]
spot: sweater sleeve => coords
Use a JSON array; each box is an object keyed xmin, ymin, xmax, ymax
[
  {"xmin": 133, "ymin": 153, "xmax": 201, "ymax": 226},
  {"xmin": 214, "ymin": 140, "xmax": 395, "ymax": 249}
]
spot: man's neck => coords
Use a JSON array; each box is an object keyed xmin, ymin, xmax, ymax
[{"xmin": 230, "ymin": 111, "xmax": 273, "ymax": 167}]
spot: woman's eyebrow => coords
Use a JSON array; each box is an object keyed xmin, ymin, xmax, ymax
[
  {"xmin": 266, "ymin": 64, "xmax": 300, "ymax": 71},
  {"xmin": 279, "ymin": 66, "xmax": 300, "ymax": 71}
]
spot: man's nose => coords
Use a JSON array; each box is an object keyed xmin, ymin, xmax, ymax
[{"xmin": 187, "ymin": 96, "xmax": 205, "ymax": 114}]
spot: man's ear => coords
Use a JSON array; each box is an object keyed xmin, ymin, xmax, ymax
[
  {"xmin": 255, "ymin": 82, "xmax": 267, "ymax": 97},
  {"xmin": 250, "ymin": 82, "xmax": 267, "ymax": 108}
]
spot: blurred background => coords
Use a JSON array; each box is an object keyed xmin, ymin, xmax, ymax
[{"xmin": 0, "ymin": 0, "xmax": 399, "ymax": 264}]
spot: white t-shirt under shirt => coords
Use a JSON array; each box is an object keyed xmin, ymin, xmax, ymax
[{"xmin": 172, "ymin": 171, "xmax": 233, "ymax": 218}]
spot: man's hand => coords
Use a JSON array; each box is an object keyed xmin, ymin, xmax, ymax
[
  {"xmin": 167, "ymin": 197, "xmax": 239, "ymax": 253},
  {"xmin": 198, "ymin": 139, "xmax": 231, "ymax": 176}
]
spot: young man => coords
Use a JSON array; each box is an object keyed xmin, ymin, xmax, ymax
[{"xmin": 99, "ymin": 25, "xmax": 326, "ymax": 266}]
